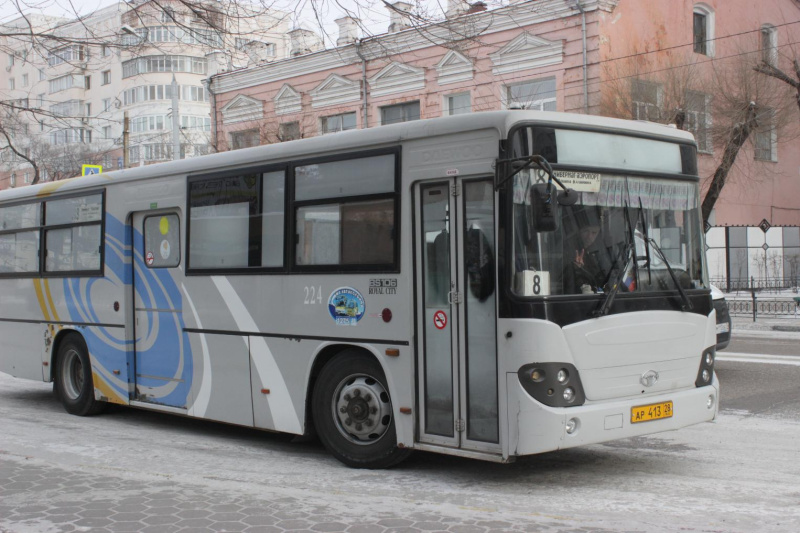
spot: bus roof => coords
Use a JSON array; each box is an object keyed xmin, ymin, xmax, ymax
[{"xmin": 0, "ymin": 111, "xmax": 696, "ymax": 203}]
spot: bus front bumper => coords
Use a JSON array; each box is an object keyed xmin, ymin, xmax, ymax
[{"xmin": 507, "ymin": 373, "xmax": 719, "ymax": 457}]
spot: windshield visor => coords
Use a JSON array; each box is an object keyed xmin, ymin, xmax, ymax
[{"xmin": 511, "ymin": 173, "xmax": 707, "ymax": 297}]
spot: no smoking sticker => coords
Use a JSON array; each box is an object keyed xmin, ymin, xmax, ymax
[
  {"xmin": 145, "ymin": 251, "xmax": 155, "ymax": 266},
  {"xmin": 433, "ymin": 310, "xmax": 447, "ymax": 330}
]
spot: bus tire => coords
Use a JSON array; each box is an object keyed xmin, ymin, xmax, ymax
[
  {"xmin": 312, "ymin": 350, "xmax": 411, "ymax": 469},
  {"xmin": 54, "ymin": 334, "xmax": 105, "ymax": 416}
]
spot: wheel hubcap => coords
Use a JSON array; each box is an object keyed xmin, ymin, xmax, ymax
[
  {"xmin": 332, "ymin": 375, "xmax": 392, "ymax": 445},
  {"xmin": 61, "ymin": 349, "xmax": 83, "ymax": 400}
]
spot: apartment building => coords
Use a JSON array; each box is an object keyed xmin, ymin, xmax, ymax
[
  {"xmin": 0, "ymin": 0, "xmax": 290, "ymax": 189},
  {"xmin": 209, "ymin": 0, "xmax": 800, "ymax": 228}
]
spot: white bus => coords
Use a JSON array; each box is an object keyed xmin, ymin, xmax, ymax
[{"xmin": 0, "ymin": 111, "xmax": 718, "ymax": 468}]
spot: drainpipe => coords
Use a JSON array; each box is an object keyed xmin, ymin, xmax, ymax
[
  {"xmin": 572, "ymin": 0, "xmax": 589, "ymax": 114},
  {"xmin": 355, "ymin": 39, "xmax": 369, "ymax": 129},
  {"xmin": 206, "ymin": 77, "xmax": 218, "ymax": 151}
]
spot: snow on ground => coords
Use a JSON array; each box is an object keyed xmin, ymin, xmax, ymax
[{"xmin": 1, "ymin": 372, "xmax": 800, "ymax": 533}]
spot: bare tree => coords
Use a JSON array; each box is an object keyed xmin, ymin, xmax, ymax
[
  {"xmin": 601, "ymin": 42, "xmax": 797, "ymax": 225},
  {"xmin": 0, "ymin": 0, "xmax": 293, "ymax": 186}
]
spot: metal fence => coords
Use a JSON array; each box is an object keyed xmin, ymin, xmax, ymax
[
  {"xmin": 726, "ymin": 298, "xmax": 800, "ymax": 318},
  {"xmin": 710, "ymin": 276, "xmax": 800, "ymax": 294}
]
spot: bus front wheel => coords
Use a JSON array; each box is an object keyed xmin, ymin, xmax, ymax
[
  {"xmin": 54, "ymin": 334, "xmax": 105, "ymax": 416},
  {"xmin": 312, "ymin": 350, "xmax": 410, "ymax": 469}
]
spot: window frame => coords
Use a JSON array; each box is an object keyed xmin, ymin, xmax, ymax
[
  {"xmin": 186, "ymin": 164, "xmax": 288, "ymax": 275},
  {"xmin": 380, "ymin": 101, "xmax": 421, "ymax": 125},
  {"xmin": 761, "ymin": 24, "xmax": 778, "ymax": 67},
  {"xmin": 693, "ymin": 4, "xmax": 715, "ymax": 57},
  {"xmin": 504, "ymin": 78, "xmax": 557, "ymax": 111},
  {"xmin": 0, "ymin": 189, "xmax": 106, "ymax": 279},
  {"xmin": 631, "ymin": 78, "xmax": 663, "ymax": 121},
  {"xmin": 444, "ymin": 92, "xmax": 471, "ymax": 116},
  {"xmin": 143, "ymin": 214, "xmax": 181, "ymax": 269},
  {"xmin": 754, "ymin": 107, "xmax": 777, "ymax": 162},
  {"xmin": 320, "ymin": 112, "xmax": 357, "ymax": 134},
  {"xmin": 290, "ymin": 148, "xmax": 401, "ymax": 273},
  {"xmin": 685, "ymin": 90, "xmax": 712, "ymax": 154},
  {"xmin": 184, "ymin": 147, "xmax": 401, "ymax": 276}
]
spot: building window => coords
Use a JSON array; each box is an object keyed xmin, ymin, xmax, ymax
[
  {"xmin": 102, "ymin": 98, "xmax": 111, "ymax": 112},
  {"xmin": 7, "ymin": 54, "xmax": 13, "ymax": 68},
  {"xmin": 445, "ymin": 92, "xmax": 471, "ymax": 116},
  {"xmin": 24, "ymin": 172, "xmax": 30, "ymax": 184},
  {"xmin": 321, "ymin": 112, "xmax": 357, "ymax": 134},
  {"xmin": 85, "ymin": 76, "xmax": 91, "ymax": 90},
  {"xmin": 380, "ymin": 101, "xmax": 420, "ymax": 125},
  {"xmin": 279, "ymin": 122, "xmax": 301, "ymax": 141},
  {"xmin": 506, "ymin": 78, "xmax": 556, "ymax": 110},
  {"xmin": 38, "ymin": 69, "xmax": 45, "ymax": 81},
  {"xmin": 230, "ymin": 129, "xmax": 260, "ymax": 150},
  {"xmin": 693, "ymin": 4, "xmax": 715, "ymax": 56},
  {"xmin": 102, "ymin": 45, "xmax": 111, "ymax": 57},
  {"xmin": 103, "ymin": 126, "xmax": 111, "ymax": 139},
  {"xmin": 102, "ymin": 70, "xmax": 111, "ymax": 85},
  {"xmin": 8, "ymin": 78, "xmax": 14, "ymax": 90},
  {"xmin": 85, "ymin": 103, "xmax": 91, "ymax": 117},
  {"xmin": 686, "ymin": 91, "xmax": 711, "ymax": 153},
  {"xmin": 9, "ymin": 173, "xmax": 16, "ymax": 187},
  {"xmin": 755, "ymin": 107, "xmax": 777, "ymax": 162},
  {"xmin": 122, "ymin": 56, "xmax": 207, "ymax": 78},
  {"xmin": 631, "ymin": 79, "xmax": 662, "ymax": 121},
  {"xmin": 762, "ymin": 25, "xmax": 778, "ymax": 67},
  {"xmin": 22, "ymin": 74, "xmax": 28, "ymax": 87}
]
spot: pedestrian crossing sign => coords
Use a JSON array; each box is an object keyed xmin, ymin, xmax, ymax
[{"xmin": 82, "ymin": 164, "xmax": 102, "ymax": 176}]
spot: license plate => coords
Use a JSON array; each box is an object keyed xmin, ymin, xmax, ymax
[
  {"xmin": 716, "ymin": 322, "xmax": 730, "ymax": 334},
  {"xmin": 631, "ymin": 401, "xmax": 673, "ymax": 424}
]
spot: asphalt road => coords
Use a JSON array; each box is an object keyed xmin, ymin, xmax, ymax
[{"xmin": 716, "ymin": 333, "xmax": 800, "ymax": 416}]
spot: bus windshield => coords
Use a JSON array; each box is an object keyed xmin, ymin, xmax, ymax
[{"xmin": 511, "ymin": 172, "xmax": 708, "ymax": 297}]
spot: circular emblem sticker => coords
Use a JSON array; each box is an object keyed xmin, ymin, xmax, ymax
[
  {"xmin": 145, "ymin": 251, "xmax": 155, "ymax": 266},
  {"xmin": 160, "ymin": 239, "xmax": 171, "ymax": 260},
  {"xmin": 433, "ymin": 310, "xmax": 448, "ymax": 330},
  {"xmin": 328, "ymin": 287, "xmax": 365, "ymax": 326}
]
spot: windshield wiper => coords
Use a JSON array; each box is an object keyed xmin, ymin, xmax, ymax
[
  {"xmin": 594, "ymin": 202, "xmax": 636, "ymax": 317},
  {"xmin": 593, "ymin": 240, "xmax": 634, "ymax": 317},
  {"xmin": 646, "ymin": 238, "xmax": 694, "ymax": 311}
]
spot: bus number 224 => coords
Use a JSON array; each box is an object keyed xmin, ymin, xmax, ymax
[{"xmin": 304, "ymin": 286, "xmax": 323, "ymax": 305}]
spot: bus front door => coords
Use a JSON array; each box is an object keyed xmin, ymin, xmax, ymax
[
  {"xmin": 131, "ymin": 211, "xmax": 190, "ymax": 409},
  {"xmin": 414, "ymin": 178, "xmax": 500, "ymax": 453}
]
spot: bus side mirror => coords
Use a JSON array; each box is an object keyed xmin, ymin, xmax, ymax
[{"xmin": 529, "ymin": 183, "xmax": 558, "ymax": 232}]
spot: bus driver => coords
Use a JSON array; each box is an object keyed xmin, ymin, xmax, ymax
[{"xmin": 564, "ymin": 206, "xmax": 606, "ymax": 294}]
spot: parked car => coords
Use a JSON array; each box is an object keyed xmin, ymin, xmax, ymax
[{"xmin": 711, "ymin": 284, "xmax": 732, "ymax": 350}]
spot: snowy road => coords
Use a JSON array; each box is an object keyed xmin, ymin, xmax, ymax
[{"xmin": 1, "ymin": 367, "xmax": 799, "ymax": 533}]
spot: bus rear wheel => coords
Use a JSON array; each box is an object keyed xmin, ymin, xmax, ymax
[
  {"xmin": 312, "ymin": 350, "xmax": 410, "ymax": 469},
  {"xmin": 55, "ymin": 334, "xmax": 104, "ymax": 416}
]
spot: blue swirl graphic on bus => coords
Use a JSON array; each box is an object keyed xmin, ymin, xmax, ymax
[
  {"xmin": 62, "ymin": 214, "xmax": 192, "ymax": 407},
  {"xmin": 62, "ymin": 214, "xmax": 131, "ymax": 402},
  {"xmin": 131, "ymin": 221, "xmax": 192, "ymax": 407}
]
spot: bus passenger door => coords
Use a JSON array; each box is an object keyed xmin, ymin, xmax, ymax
[
  {"xmin": 131, "ymin": 211, "xmax": 191, "ymax": 409},
  {"xmin": 414, "ymin": 179, "xmax": 500, "ymax": 453}
]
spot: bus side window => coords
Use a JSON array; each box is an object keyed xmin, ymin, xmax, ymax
[{"xmin": 143, "ymin": 214, "xmax": 180, "ymax": 268}]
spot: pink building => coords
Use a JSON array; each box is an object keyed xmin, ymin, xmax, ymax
[{"xmin": 173, "ymin": 1, "xmax": 800, "ymax": 228}]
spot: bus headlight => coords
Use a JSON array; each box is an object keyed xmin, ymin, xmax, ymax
[
  {"xmin": 563, "ymin": 387, "xmax": 575, "ymax": 403},
  {"xmin": 695, "ymin": 347, "xmax": 716, "ymax": 387},
  {"xmin": 517, "ymin": 362, "xmax": 585, "ymax": 407}
]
